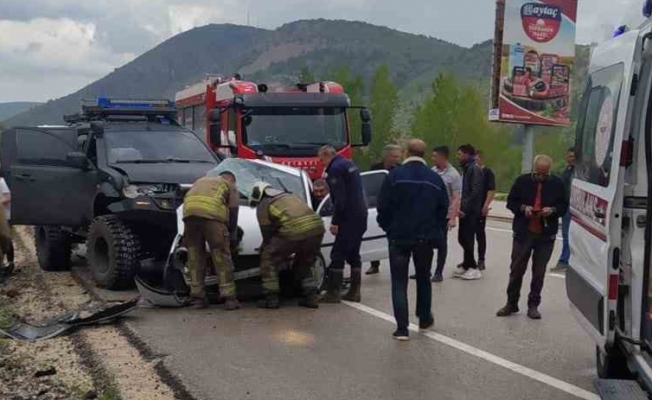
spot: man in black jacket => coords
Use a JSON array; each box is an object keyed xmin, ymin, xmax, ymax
[
  {"xmin": 366, "ymin": 144, "xmax": 402, "ymax": 275},
  {"xmin": 497, "ymin": 155, "xmax": 568, "ymax": 320},
  {"xmin": 378, "ymin": 139, "xmax": 449, "ymax": 340},
  {"xmin": 318, "ymin": 145, "xmax": 368, "ymax": 303},
  {"xmin": 454, "ymin": 144, "xmax": 484, "ymax": 280}
]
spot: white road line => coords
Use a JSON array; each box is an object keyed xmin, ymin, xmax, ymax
[
  {"xmin": 343, "ymin": 301, "xmax": 599, "ymax": 400},
  {"xmin": 548, "ymin": 273, "xmax": 566, "ymax": 279}
]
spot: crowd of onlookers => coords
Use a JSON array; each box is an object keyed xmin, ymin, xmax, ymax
[{"xmin": 321, "ymin": 141, "xmax": 575, "ymax": 340}]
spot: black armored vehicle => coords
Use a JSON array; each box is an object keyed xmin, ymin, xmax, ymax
[{"xmin": 0, "ymin": 98, "xmax": 220, "ymax": 289}]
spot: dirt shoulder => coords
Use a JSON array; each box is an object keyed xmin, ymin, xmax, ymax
[{"xmin": 0, "ymin": 227, "xmax": 177, "ymax": 400}]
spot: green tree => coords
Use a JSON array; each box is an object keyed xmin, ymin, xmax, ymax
[
  {"xmin": 410, "ymin": 72, "xmax": 517, "ymax": 191},
  {"xmin": 325, "ymin": 66, "xmax": 367, "ymax": 167},
  {"xmin": 299, "ymin": 66, "xmax": 315, "ymax": 83},
  {"xmin": 367, "ymin": 65, "xmax": 399, "ymax": 165}
]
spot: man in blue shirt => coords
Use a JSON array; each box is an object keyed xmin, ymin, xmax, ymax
[
  {"xmin": 378, "ymin": 139, "xmax": 449, "ymax": 341},
  {"xmin": 318, "ymin": 145, "xmax": 368, "ymax": 303}
]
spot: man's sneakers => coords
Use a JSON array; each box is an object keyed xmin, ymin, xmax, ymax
[
  {"xmin": 365, "ymin": 263, "xmax": 380, "ymax": 275},
  {"xmin": 550, "ymin": 261, "xmax": 569, "ymax": 272},
  {"xmin": 460, "ymin": 268, "xmax": 482, "ymax": 280},
  {"xmin": 478, "ymin": 260, "xmax": 486, "ymax": 271},
  {"xmin": 419, "ymin": 316, "xmax": 435, "ymax": 331},
  {"xmin": 452, "ymin": 265, "xmax": 466, "ymax": 278},
  {"xmin": 527, "ymin": 307, "xmax": 542, "ymax": 320},
  {"xmin": 392, "ymin": 330, "xmax": 410, "ymax": 341},
  {"xmin": 431, "ymin": 272, "xmax": 443, "ymax": 283},
  {"xmin": 496, "ymin": 304, "xmax": 519, "ymax": 317}
]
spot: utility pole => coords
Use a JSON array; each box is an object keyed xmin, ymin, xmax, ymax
[{"xmin": 522, "ymin": 125, "xmax": 535, "ymax": 173}]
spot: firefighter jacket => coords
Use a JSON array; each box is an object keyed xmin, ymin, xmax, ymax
[
  {"xmin": 257, "ymin": 193, "xmax": 325, "ymax": 242},
  {"xmin": 183, "ymin": 176, "xmax": 239, "ymax": 224}
]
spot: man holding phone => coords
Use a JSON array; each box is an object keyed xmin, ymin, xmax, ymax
[{"xmin": 496, "ymin": 155, "xmax": 568, "ymax": 320}]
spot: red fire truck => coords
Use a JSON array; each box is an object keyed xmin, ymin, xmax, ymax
[{"xmin": 174, "ymin": 75, "xmax": 371, "ymax": 179}]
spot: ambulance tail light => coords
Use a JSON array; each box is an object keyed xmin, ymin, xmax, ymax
[{"xmin": 608, "ymin": 274, "xmax": 619, "ymax": 301}]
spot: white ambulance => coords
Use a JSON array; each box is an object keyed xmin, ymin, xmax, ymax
[{"xmin": 567, "ymin": 3, "xmax": 652, "ymax": 397}]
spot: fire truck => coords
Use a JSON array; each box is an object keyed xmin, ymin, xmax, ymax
[{"xmin": 174, "ymin": 75, "xmax": 372, "ymax": 179}]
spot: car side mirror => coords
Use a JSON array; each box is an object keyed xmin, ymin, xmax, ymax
[
  {"xmin": 360, "ymin": 108, "xmax": 372, "ymax": 123},
  {"xmin": 209, "ymin": 125, "xmax": 222, "ymax": 147},
  {"xmin": 361, "ymin": 122, "xmax": 372, "ymax": 147},
  {"xmin": 66, "ymin": 151, "xmax": 89, "ymax": 170},
  {"xmin": 209, "ymin": 109, "xmax": 221, "ymax": 123}
]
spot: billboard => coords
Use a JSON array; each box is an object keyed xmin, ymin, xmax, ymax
[{"xmin": 489, "ymin": 0, "xmax": 578, "ymax": 126}]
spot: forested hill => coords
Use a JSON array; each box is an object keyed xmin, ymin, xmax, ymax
[{"xmin": 4, "ymin": 19, "xmax": 493, "ymax": 126}]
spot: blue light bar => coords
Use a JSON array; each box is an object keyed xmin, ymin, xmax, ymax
[
  {"xmin": 96, "ymin": 97, "xmax": 174, "ymax": 109},
  {"xmin": 645, "ymin": 0, "xmax": 652, "ymax": 18},
  {"xmin": 614, "ymin": 25, "xmax": 628, "ymax": 37}
]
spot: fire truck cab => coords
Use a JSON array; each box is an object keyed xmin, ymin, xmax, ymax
[
  {"xmin": 567, "ymin": 3, "xmax": 652, "ymax": 397},
  {"xmin": 175, "ymin": 75, "xmax": 371, "ymax": 179}
]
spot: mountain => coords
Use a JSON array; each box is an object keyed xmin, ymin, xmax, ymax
[
  {"xmin": 3, "ymin": 19, "xmax": 587, "ymax": 127},
  {"xmin": 0, "ymin": 102, "xmax": 42, "ymax": 123}
]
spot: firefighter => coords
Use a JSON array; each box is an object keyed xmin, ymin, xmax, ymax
[
  {"xmin": 183, "ymin": 171, "xmax": 240, "ymax": 310},
  {"xmin": 317, "ymin": 145, "xmax": 368, "ymax": 303},
  {"xmin": 250, "ymin": 182, "xmax": 325, "ymax": 309}
]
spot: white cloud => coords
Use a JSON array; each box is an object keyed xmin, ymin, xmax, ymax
[{"xmin": 0, "ymin": 0, "xmax": 649, "ymax": 102}]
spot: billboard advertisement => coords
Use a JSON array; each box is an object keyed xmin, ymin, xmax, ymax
[{"xmin": 489, "ymin": 0, "xmax": 578, "ymax": 126}]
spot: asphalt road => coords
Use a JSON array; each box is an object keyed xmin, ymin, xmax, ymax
[{"xmin": 90, "ymin": 220, "xmax": 599, "ymax": 400}]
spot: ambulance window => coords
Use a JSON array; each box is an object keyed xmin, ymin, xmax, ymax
[{"xmin": 574, "ymin": 64, "xmax": 624, "ymax": 187}]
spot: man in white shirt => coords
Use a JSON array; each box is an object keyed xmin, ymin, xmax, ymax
[{"xmin": 0, "ymin": 178, "xmax": 14, "ymax": 270}]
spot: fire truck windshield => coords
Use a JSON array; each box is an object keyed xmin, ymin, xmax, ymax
[{"xmin": 242, "ymin": 107, "xmax": 348, "ymax": 155}]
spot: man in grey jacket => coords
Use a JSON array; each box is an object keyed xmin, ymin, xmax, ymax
[{"xmin": 455, "ymin": 144, "xmax": 484, "ymax": 280}]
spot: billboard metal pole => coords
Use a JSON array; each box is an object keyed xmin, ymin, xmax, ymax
[{"xmin": 522, "ymin": 125, "xmax": 535, "ymax": 173}]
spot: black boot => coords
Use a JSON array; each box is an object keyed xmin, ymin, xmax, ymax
[
  {"xmin": 298, "ymin": 291, "xmax": 319, "ymax": 309},
  {"xmin": 190, "ymin": 294, "xmax": 209, "ymax": 309},
  {"xmin": 320, "ymin": 270, "xmax": 343, "ymax": 303},
  {"xmin": 223, "ymin": 296, "xmax": 241, "ymax": 311},
  {"xmin": 342, "ymin": 268, "xmax": 361, "ymax": 302},
  {"xmin": 257, "ymin": 293, "xmax": 280, "ymax": 309}
]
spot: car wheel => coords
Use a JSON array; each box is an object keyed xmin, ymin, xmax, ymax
[
  {"xmin": 314, "ymin": 254, "xmax": 327, "ymax": 292},
  {"xmin": 35, "ymin": 226, "xmax": 72, "ymax": 272},
  {"xmin": 596, "ymin": 344, "xmax": 631, "ymax": 379},
  {"xmin": 87, "ymin": 215, "xmax": 140, "ymax": 290}
]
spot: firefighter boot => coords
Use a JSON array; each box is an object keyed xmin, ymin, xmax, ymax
[
  {"xmin": 342, "ymin": 268, "xmax": 361, "ymax": 302},
  {"xmin": 223, "ymin": 296, "xmax": 241, "ymax": 311},
  {"xmin": 320, "ymin": 270, "xmax": 343, "ymax": 303},
  {"xmin": 298, "ymin": 290, "xmax": 319, "ymax": 309},
  {"xmin": 257, "ymin": 293, "xmax": 280, "ymax": 309}
]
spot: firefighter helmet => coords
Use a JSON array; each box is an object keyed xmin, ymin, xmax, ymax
[{"xmin": 249, "ymin": 182, "xmax": 272, "ymax": 207}]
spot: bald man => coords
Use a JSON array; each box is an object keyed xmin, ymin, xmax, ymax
[
  {"xmin": 378, "ymin": 139, "xmax": 449, "ymax": 340},
  {"xmin": 497, "ymin": 155, "xmax": 568, "ymax": 320}
]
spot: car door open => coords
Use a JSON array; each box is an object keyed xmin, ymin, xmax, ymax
[
  {"xmin": 1, "ymin": 127, "xmax": 97, "ymax": 226},
  {"xmin": 317, "ymin": 170, "xmax": 389, "ymax": 266}
]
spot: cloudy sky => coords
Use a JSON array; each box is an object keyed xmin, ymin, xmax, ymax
[{"xmin": 0, "ymin": 0, "xmax": 644, "ymax": 102}]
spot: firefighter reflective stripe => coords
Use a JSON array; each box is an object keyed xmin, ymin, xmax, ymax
[
  {"xmin": 268, "ymin": 200, "xmax": 324, "ymax": 239},
  {"xmin": 184, "ymin": 177, "xmax": 231, "ymax": 222},
  {"xmin": 269, "ymin": 207, "xmax": 321, "ymax": 236}
]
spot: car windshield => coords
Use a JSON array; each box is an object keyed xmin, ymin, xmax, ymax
[
  {"xmin": 105, "ymin": 128, "xmax": 216, "ymax": 165},
  {"xmin": 242, "ymin": 107, "xmax": 347, "ymax": 156},
  {"xmin": 207, "ymin": 159, "xmax": 306, "ymax": 202}
]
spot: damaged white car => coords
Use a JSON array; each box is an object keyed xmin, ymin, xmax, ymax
[{"xmin": 163, "ymin": 158, "xmax": 389, "ymax": 295}]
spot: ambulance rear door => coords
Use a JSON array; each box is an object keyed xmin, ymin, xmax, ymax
[{"xmin": 567, "ymin": 29, "xmax": 643, "ymax": 349}]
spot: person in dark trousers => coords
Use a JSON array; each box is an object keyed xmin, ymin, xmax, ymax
[
  {"xmin": 378, "ymin": 139, "xmax": 449, "ymax": 341},
  {"xmin": 454, "ymin": 144, "xmax": 484, "ymax": 280},
  {"xmin": 552, "ymin": 148, "xmax": 575, "ymax": 270},
  {"xmin": 475, "ymin": 150, "xmax": 496, "ymax": 271},
  {"xmin": 318, "ymin": 145, "xmax": 368, "ymax": 303},
  {"xmin": 497, "ymin": 155, "xmax": 568, "ymax": 320},
  {"xmin": 366, "ymin": 144, "xmax": 402, "ymax": 275}
]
